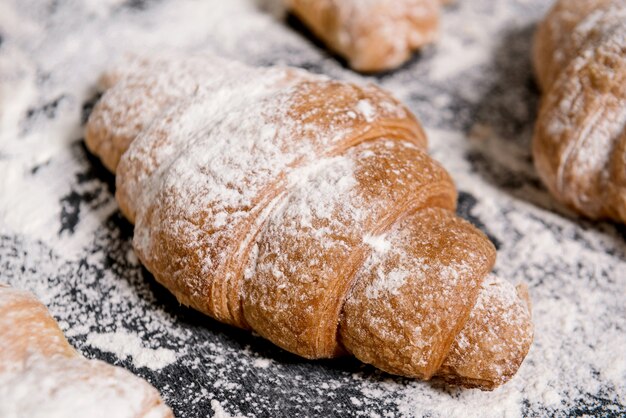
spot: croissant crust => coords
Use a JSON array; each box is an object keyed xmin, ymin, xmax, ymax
[
  {"xmin": 0, "ymin": 284, "xmax": 173, "ymax": 417},
  {"xmin": 286, "ymin": 0, "xmax": 443, "ymax": 72},
  {"xmin": 86, "ymin": 54, "xmax": 533, "ymax": 389},
  {"xmin": 533, "ymin": 0, "xmax": 626, "ymax": 222}
]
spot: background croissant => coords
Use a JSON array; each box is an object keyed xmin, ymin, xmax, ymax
[
  {"xmin": 0, "ymin": 284, "xmax": 173, "ymax": 417},
  {"xmin": 533, "ymin": 0, "xmax": 626, "ymax": 223},
  {"xmin": 86, "ymin": 54, "xmax": 533, "ymax": 390},
  {"xmin": 286, "ymin": 0, "xmax": 445, "ymax": 72}
]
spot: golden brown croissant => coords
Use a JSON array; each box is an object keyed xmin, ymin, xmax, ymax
[
  {"xmin": 85, "ymin": 54, "xmax": 533, "ymax": 390},
  {"xmin": 286, "ymin": 0, "xmax": 444, "ymax": 72},
  {"xmin": 533, "ymin": 0, "xmax": 626, "ymax": 223},
  {"xmin": 0, "ymin": 284, "xmax": 173, "ymax": 418}
]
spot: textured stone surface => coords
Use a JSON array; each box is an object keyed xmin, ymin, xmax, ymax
[{"xmin": 0, "ymin": 0, "xmax": 624, "ymax": 416}]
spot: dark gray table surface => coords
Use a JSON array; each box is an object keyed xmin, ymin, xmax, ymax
[{"xmin": 1, "ymin": 0, "xmax": 624, "ymax": 416}]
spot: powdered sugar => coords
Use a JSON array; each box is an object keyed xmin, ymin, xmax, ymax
[
  {"xmin": 86, "ymin": 331, "xmax": 177, "ymax": 370},
  {"xmin": 364, "ymin": 267, "xmax": 409, "ymax": 299},
  {"xmin": 356, "ymin": 99, "xmax": 377, "ymax": 122},
  {"xmin": 0, "ymin": 0, "xmax": 624, "ymax": 416},
  {"xmin": 362, "ymin": 233, "xmax": 391, "ymax": 253},
  {"xmin": 210, "ymin": 400, "xmax": 246, "ymax": 418},
  {"xmin": 113, "ymin": 58, "xmax": 417, "ymax": 328}
]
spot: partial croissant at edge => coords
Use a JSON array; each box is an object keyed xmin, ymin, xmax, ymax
[
  {"xmin": 85, "ymin": 53, "xmax": 533, "ymax": 390},
  {"xmin": 0, "ymin": 284, "xmax": 173, "ymax": 417},
  {"xmin": 533, "ymin": 0, "xmax": 626, "ymax": 223},
  {"xmin": 285, "ymin": 0, "xmax": 446, "ymax": 73}
]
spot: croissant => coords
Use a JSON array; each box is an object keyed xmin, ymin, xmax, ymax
[
  {"xmin": 85, "ymin": 54, "xmax": 533, "ymax": 390},
  {"xmin": 533, "ymin": 0, "xmax": 626, "ymax": 223},
  {"xmin": 285, "ymin": 0, "xmax": 444, "ymax": 72},
  {"xmin": 0, "ymin": 284, "xmax": 173, "ymax": 418}
]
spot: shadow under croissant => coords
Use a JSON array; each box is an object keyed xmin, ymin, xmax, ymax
[
  {"xmin": 284, "ymin": 12, "xmax": 352, "ymax": 73},
  {"xmin": 468, "ymin": 24, "xmax": 626, "ymax": 243},
  {"xmin": 467, "ymin": 24, "xmax": 551, "ymax": 211}
]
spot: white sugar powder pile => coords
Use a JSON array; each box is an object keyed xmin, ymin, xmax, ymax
[{"xmin": 86, "ymin": 331, "xmax": 177, "ymax": 370}]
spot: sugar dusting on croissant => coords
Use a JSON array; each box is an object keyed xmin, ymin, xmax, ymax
[
  {"xmin": 533, "ymin": 0, "xmax": 626, "ymax": 223},
  {"xmin": 0, "ymin": 284, "xmax": 173, "ymax": 418},
  {"xmin": 85, "ymin": 54, "xmax": 533, "ymax": 390}
]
